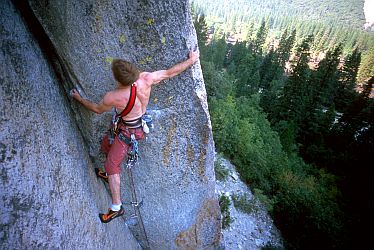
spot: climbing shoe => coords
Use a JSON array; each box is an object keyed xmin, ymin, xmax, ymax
[
  {"xmin": 95, "ymin": 168, "xmax": 108, "ymax": 183},
  {"xmin": 99, "ymin": 206, "xmax": 124, "ymax": 223}
]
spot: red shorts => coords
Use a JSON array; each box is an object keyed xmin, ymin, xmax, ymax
[{"xmin": 100, "ymin": 127, "xmax": 145, "ymax": 175}]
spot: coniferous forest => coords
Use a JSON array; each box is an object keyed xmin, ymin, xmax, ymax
[{"xmin": 193, "ymin": 0, "xmax": 374, "ymax": 249}]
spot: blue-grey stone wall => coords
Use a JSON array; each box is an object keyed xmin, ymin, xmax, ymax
[
  {"xmin": 1, "ymin": 0, "xmax": 220, "ymax": 249},
  {"xmin": 0, "ymin": 1, "xmax": 140, "ymax": 249}
]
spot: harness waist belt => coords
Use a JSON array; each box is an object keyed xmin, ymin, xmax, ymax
[{"xmin": 122, "ymin": 117, "xmax": 142, "ymax": 129}]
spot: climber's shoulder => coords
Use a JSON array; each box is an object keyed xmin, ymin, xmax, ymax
[
  {"xmin": 138, "ymin": 72, "xmax": 154, "ymax": 86},
  {"xmin": 101, "ymin": 89, "xmax": 118, "ymax": 105},
  {"xmin": 138, "ymin": 71, "xmax": 166, "ymax": 86}
]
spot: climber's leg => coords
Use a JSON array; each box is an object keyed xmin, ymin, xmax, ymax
[
  {"xmin": 95, "ymin": 134, "xmax": 111, "ymax": 183},
  {"xmin": 108, "ymin": 173, "xmax": 121, "ymax": 205},
  {"xmin": 99, "ymin": 135, "xmax": 129, "ymax": 223}
]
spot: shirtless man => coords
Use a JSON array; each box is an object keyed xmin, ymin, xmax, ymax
[{"xmin": 71, "ymin": 50, "xmax": 199, "ymax": 223}]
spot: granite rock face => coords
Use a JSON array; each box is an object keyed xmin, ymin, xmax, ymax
[
  {"xmin": 1, "ymin": 0, "xmax": 219, "ymax": 249},
  {"xmin": 0, "ymin": 1, "xmax": 141, "ymax": 249}
]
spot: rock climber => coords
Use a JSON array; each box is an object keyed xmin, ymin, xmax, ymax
[{"xmin": 70, "ymin": 50, "xmax": 199, "ymax": 223}]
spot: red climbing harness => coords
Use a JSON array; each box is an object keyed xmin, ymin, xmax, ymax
[
  {"xmin": 109, "ymin": 82, "xmax": 137, "ymax": 144},
  {"xmin": 117, "ymin": 82, "xmax": 137, "ymax": 118}
]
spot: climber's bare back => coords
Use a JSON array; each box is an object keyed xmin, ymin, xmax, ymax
[{"xmin": 102, "ymin": 72, "xmax": 160, "ymax": 120}]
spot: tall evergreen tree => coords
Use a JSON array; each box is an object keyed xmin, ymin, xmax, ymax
[
  {"xmin": 235, "ymin": 54, "xmax": 259, "ymax": 97},
  {"xmin": 298, "ymin": 45, "xmax": 342, "ymax": 163},
  {"xmin": 340, "ymin": 76, "xmax": 374, "ymax": 135},
  {"xmin": 259, "ymin": 29, "xmax": 297, "ymax": 114},
  {"xmin": 315, "ymin": 26, "xmax": 332, "ymax": 52},
  {"xmin": 205, "ymin": 35, "xmax": 228, "ymax": 69},
  {"xmin": 311, "ymin": 45, "xmax": 342, "ymax": 109},
  {"xmin": 357, "ymin": 47, "xmax": 374, "ymax": 84},
  {"xmin": 335, "ymin": 48, "xmax": 361, "ymax": 112},
  {"xmin": 276, "ymin": 29, "xmax": 296, "ymax": 68},
  {"xmin": 259, "ymin": 46, "xmax": 277, "ymax": 90},
  {"xmin": 225, "ymin": 41, "xmax": 248, "ymax": 71},
  {"xmin": 276, "ymin": 35, "xmax": 314, "ymax": 124},
  {"xmin": 272, "ymin": 35, "xmax": 314, "ymax": 151},
  {"xmin": 253, "ymin": 20, "xmax": 268, "ymax": 54},
  {"xmin": 194, "ymin": 14, "xmax": 209, "ymax": 51},
  {"xmin": 329, "ymin": 77, "xmax": 373, "ymax": 173},
  {"xmin": 245, "ymin": 22, "xmax": 255, "ymax": 42}
]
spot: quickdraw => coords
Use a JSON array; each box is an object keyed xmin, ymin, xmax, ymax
[{"xmin": 127, "ymin": 134, "xmax": 139, "ymax": 161}]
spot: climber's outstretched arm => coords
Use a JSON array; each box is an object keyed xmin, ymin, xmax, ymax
[
  {"xmin": 150, "ymin": 50, "xmax": 199, "ymax": 84},
  {"xmin": 70, "ymin": 89, "xmax": 112, "ymax": 114}
]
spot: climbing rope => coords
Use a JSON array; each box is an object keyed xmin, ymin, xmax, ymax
[{"xmin": 125, "ymin": 134, "xmax": 150, "ymax": 249}]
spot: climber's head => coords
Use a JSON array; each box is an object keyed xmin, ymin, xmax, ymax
[{"xmin": 111, "ymin": 59, "xmax": 140, "ymax": 86}]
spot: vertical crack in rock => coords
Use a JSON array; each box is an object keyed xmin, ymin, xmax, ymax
[
  {"xmin": 12, "ymin": 0, "xmax": 78, "ymax": 92},
  {"xmin": 11, "ymin": 0, "xmax": 89, "ymax": 146}
]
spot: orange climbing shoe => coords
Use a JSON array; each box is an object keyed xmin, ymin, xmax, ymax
[
  {"xmin": 95, "ymin": 168, "xmax": 108, "ymax": 183},
  {"xmin": 99, "ymin": 206, "xmax": 124, "ymax": 223}
]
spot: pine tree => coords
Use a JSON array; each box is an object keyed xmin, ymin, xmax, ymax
[
  {"xmin": 260, "ymin": 79, "xmax": 285, "ymax": 118},
  {"xmin": 315, "ymin": 26, "xmax": 331, "ymax": 52},
  {"xmin": 259, "ymin": 29, "xmax": 297, "ymax": 114},
  {"xmin": 194, "ymin": 14, "xmax": 209, "ymax": 51},
  {"xmin": 357, "ymin": 47, "xmax": 374, "ymax": 84},
  {"xmin": 335, "ymin": 48, "xmax": 361, "ymax": 112},
  {"xmin": 276, "ymin": 29, "xmax": 296, "ymax": 68},
  {"xmin": 201, "ymin": 60, "xmax": 235, "ymax": 100},
  {"xmin": 205, "ymin": 35, "xmax": 228, "ymax": 69},
  {"xmin": 361, "ymin": 77, "xmax": 374, "ymax": 100},
  {"xmin": 298, "ymin": 45, "xmax": 343, "ymax": 164},
  {"xmin": 332, "ymin": 77, "xmax": 373, "ymax": 152},
  {"xmin": 258, "ymin": 46, "xmax": 281, "ymax": 90},
  {"xmin": 273, "ymin": 35, "xmax": 314, "ymax": 129},
  {"xmin": 225, "ymin": 41, "xmax": 248, "ymax": 72},
  {"xmin": 311, "ymin": 44, "xmax": 342, "ymax": 109},
  {"xmin": 253, "ymin": 20, "xmax": 268, "ymax": 54},
  {"xmin": 235, "ymin": 54, "xmax": 259, "ymax": 97},
  {"xmin": 245, "ymin": 22, "xmax": 255, "ymax": 42}
]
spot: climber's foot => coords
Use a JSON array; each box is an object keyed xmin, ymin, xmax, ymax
[
  {"xmin": 95, "ymin": 168, "xmax": 108, "ymax": 183},
  {"xmin": 99, "ymin": 206, "xmax": 124, "ymax": 223}
]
